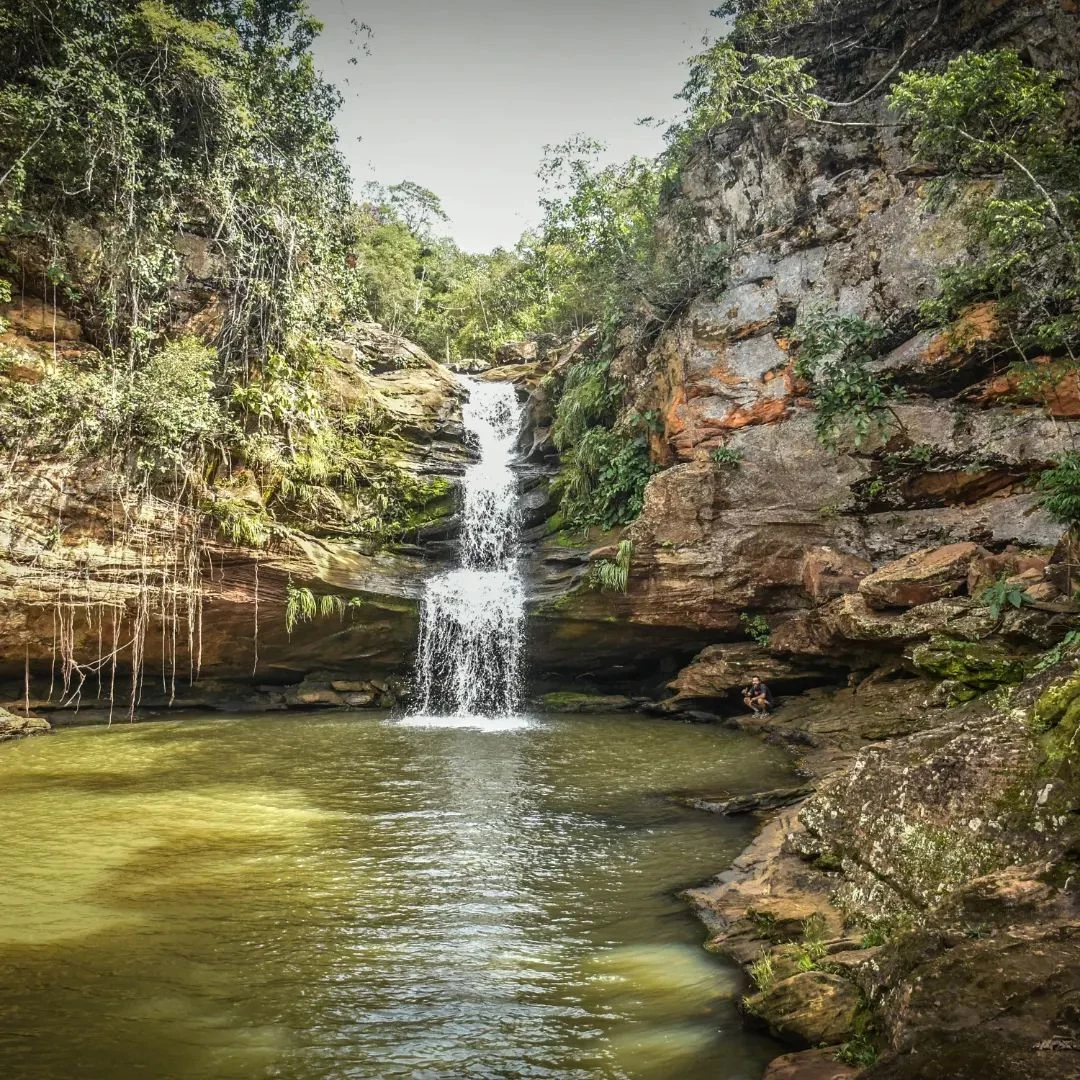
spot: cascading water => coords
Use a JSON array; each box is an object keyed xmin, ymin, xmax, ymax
[{"xmin": 411, "ymin": 379, "xmax": 525, "ymax": 717}]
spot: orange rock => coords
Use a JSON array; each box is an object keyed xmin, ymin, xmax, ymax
[
  {"xmin": 717, "ymin": 398, "xmax": 790, "ymax": 430},
  {"xmin": 2, "ymin": 299, "xmax": 82, "ymax": 341},
  {"xmin": 922, "ymin": 301, "xmax": 999, "ymax": 367}
]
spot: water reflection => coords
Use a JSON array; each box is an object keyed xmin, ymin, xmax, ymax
[{"xmin": 0, "ymin": 712, "xmax": 792, "ymax": 1079}]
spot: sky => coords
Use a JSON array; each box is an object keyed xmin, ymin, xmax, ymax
[{"xmin": 308, "ymin": 1, "xmax": 721, "ymax": 253}]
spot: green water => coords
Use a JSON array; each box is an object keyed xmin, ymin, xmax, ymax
[{"xmin": 0, "ymin": 712, "xmax": 793, "ymax": 1079}]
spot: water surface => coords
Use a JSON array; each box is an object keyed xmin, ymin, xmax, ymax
[{"xmin": 0, "ymin": 711, "xmax": 792, "ymax": 1079}]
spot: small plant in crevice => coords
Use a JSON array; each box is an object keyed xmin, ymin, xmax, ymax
[
  {"xmin": 740, "ymin": 612, "xmax": 771, "ymax": 647},
  {"xmin": 792, "ymin": 308, "xmax": 902, "ymax": 451},
  {"xmin": 836, "ymin": 1030, "xmax": 878, "ymax": 1069},
  {"xmin": 859, "ymin": 926, "xmax": 889, "ymax": 949},
  {"xmin": 711, "ymin": 445, "xmax": 742, "ymax": 468},
  {"xmin": 792, "ymin": 912, "xmax": 829, "ymax": 972},
  {"xmin": 748, "ymin": 949, "xmax": 776, "ymax": 993},
  {"xmin": 979, "ymin": 575, "xmax": 1033, "ymax": 621},
  {"xmin": 591, "ymin": 538, "xmax": 634, "ymax": 593},
  {"xmin": 1031, "ymin": 630, "xmax": 1080, "ymax": 674}
]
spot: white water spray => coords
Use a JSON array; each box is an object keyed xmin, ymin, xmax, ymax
[{"xmin": 411, "ymin": 380, "xmax": 526, "ymax": 718}]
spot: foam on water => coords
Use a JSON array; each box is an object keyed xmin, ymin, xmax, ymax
[{"xmin": 408, "ymin": 379, "xmax": 526, "ymax": 720}]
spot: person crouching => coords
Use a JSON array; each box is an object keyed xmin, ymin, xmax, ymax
[{"xmin": 742, "ymin": 675, "xmax": 774, "ymax": 715}]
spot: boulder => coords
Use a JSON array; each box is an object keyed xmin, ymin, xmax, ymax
[
  {"xmin": 859, "ymin": 543, "xmax": 983, "ymax": 609},
  {"xmin": 746, "ymin": 971, "xmax": 862, "ymax": 1046},
  {"xmin": 967, "ymin": 549, "xmax": 1050, "ymax": 596},
  {"xmin": 764, "ymin": 1049, "xmax": 860, "ymax": 1080},
  {"xmin": 494, "ymin": 339, "xmax": 538, "ymax": 365},
  {"xmin": 0, "ymin": 708, "xmax": 50, "ymax": 741}
]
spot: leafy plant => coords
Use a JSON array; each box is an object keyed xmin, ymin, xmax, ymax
[
  {"xmin": 792, "ymin": 309, "xmax": 899, "ymax": 449},
  {"xmin": 979, "ymin": 575, "xmax": 1033, "ymax": 620},
  {"xmin": 1039, "ymin": 453, "xmax": 1080, "ymax": 528},
  {"xmin": 592, "ymin": 539, "xmax": 634, "ymax": 593},
  {"xmin": 836, "ymin": 1032, "xmax": 877, "ymax": 1069},
  {"xmin": 285, "ymin": 584, "xmax": 318, "ymax": 636},
  {"xmin": 748, "ymin": 949, "xmax": 776, "ymax": 993},
  {"xmin": 891, "ymin": 51, "xmax": 1080, "ymax": 360},
  {"xmin": 711, "ymin": 445, "xmax": 743, "ymax": 467},
  {"xmin": 740, "ymin": 613, "xmax": 772, "ymax": 647}
]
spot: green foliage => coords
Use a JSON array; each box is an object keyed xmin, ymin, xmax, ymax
[
  {"xmin": 711, "ymin": 0, "xmax": 816, "ymax": 44},
  {"xmin": 979, "ymin": 575, "xmax": 1032, "ymax": 620},
  {"xmin": 711, "ymin": 445, "xmax": 743, "ymax": 467},
  {"xmin": 284, "ymin": 584, "xmax": 350, "ymax": 634},
  {"xmin": 792, "ymin": 308, "xmax": 898, "ymax": 449},
  {"xmin": 204, "ymin": 494, "xmax": 272, "ymax": 549},
  {"xmin": 740, "ymin": 613, "xmax": 771, "ymax": 647},
  {"xmin": 551, "ymin": 357, "xmax": 618, "ymax": 449},
  {"xmin": 836, "ymin": 1032, "xmax": 877, "ymax": 1069},
  {"xmin": 891, "ymin": 51, "xmax": 1080, "ymax": 358},
  {"xmin": 592, "ymin": 539, "xmax": 634, "ymax": 593},
  {"xmin": 1039, "ymin": 453, "xmax": 1080, "ymax": 528},
  {"xmin": 1031, "ymin": 631, "xmax": 1080, "ymax": 676},
  {"xmin": 748, "ymin": 949, "xmax": 776, "ymax": 992},
  {"xmin": 671, "ymin": 38, "xmax": 824, "ymax": 150},
  {"xmin": 285, "ymin": 584, "xmax": 317, "ymax": 635},
  {"xmin": 859, "ymin": 926, "xmax": 889, "ymax": 948},
  {"xmin": 553, "ymin": 424, "xmax": 655, "ymax": 533}
]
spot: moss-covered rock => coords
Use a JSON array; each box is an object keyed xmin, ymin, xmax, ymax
[
  {"xmin": 909, "ymin": 636, "xmax": 1027, "ymax": 695},
  {"xmin": 745, "ymin": 971, "xmax": 862, "ymax": 1047}
]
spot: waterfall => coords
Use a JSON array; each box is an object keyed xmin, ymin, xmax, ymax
[{"xmin": 411, "ymin": 379, "xmax": 525, "ymax": 717}]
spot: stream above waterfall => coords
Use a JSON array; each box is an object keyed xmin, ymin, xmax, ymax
[{"xmin": 0, "ymin": 710, "xmax": 792, "ymax": 1080}]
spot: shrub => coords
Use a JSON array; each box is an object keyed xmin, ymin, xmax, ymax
[
  {"xmin": 1039, "ymin": 452, "xmax": 1080, "ymax": 528},
  {"xmin": 740, "ymin": 613, "xmax": 772, "ymax": 647},
  {"xmin": 792, "ymin": 308, "xmax": 898, "ymax": 449}
]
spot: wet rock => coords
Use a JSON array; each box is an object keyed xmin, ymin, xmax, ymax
[
  {"xmin": 681, "ymin": 785, "xmax": 813, "ymax": 815},
  {"xmin": 0, "ymin": 707, "xmax": 50, "ymax": 741},
  {"xmin": 859, "ymin": 543, "xmax": 983, "ymax": 609},
  {"xmin": 746, "ymin": 971, "xmax": 862, "ymax": 1047},
  {"xmin": 539, "ymin": 691, "xmax": 638, "ymax": 713},
  {"xmin": 764, "ymin": 1048, "xmax": 859, "ymax": 1080}
]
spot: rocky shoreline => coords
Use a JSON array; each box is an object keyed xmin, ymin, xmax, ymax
[{"xmin": 676, "ymin": 664, "xmax": 1080, "ymax": 1080}]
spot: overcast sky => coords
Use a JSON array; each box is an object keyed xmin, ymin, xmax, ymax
[{"xmin": 308, "ymin": 1, "xmax": 720, "ymax": 252}]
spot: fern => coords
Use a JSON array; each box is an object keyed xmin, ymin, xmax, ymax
[
  {"xmin": 591, "ymin": 538, "xmax": 634, "ymax": 593},
  {"xmin": 285, "ymin": 585, "xmax": 317, "ymax": 635}
]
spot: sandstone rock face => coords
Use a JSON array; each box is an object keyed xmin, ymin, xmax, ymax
[{"xmin": 0, "ymin": 320, "xmax": 474, "ymax": 712}]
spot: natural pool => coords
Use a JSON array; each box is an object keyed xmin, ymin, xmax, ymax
[{"xmin": 0, "ymin": 711, "xmax": 793, "ymax": 1079}]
